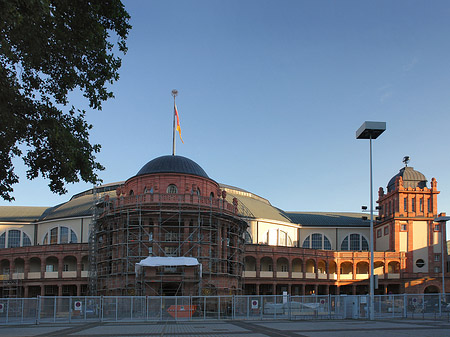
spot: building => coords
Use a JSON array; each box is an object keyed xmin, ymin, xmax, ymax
[{"xmin": 0, "ymin": 155, "xmax": 448, "ymax": 297}]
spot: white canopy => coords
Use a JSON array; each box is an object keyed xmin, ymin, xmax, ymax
[{"xmin": 135, "ymin": 256, "xmax": 201, "ymax": 274}]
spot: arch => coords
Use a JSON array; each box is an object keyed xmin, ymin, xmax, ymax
[
  {"xmin": 45, "ymin": 256, "xmax": 58, "ymax": 272},
  {"xmin": 62, "ymin": 256, "xmax": 77, "ymax": 272},
  {"xmin": 129, "ymin": 190, "xmax": 134, "ymax": 196},
  {"xmin": 302, "ymin": 233, "xmax": 332, "ymax": 250},
  {"xmin": 305, "ymin": 259, "xmax": 315, "ymax": 273},
  {"xmin": 292, "ymin": 258, "xmax": 303, "ymax": 272},
  {"xmin": 1, "ymin": 259, "xmax": 10, "ymax": 275},
  {"xmin": 276, "ymin": 257, "xmax": 289, "ymax": 272},
  {"xmin": 340, "ymin": 233, "xmax": 369, "ymax": 251},
  {"xmin": 14, "ymin": 258, "xmax": 25, "ymax": 273},
  {"xmin": 388, "ymin": 261, "xmax": 400, "ymax": 273},
  {"xmin": 374, "ymin": 261, "xmax": 385, "ymax": 275},
  {"xmin": 244, "ymin": 256, "xmax": 256, "ymax": 271},
  {"xmin": 244, "ymin": 230, "xmax": 253, "ymax": 244},
  {"xmin": 81, "ymin": 256, "xmax": 90, "ymax": 271},
  {"xmin": 329, "ymin": 261, "xmax": 337, "ymax": 274},
  {"xmin": 356, "ymin": 261, "xmax": 369, "ymax": 274},
  {"xmin": 29, "ymin": 257, "xmax": 41, "ymax": 272},
  {"xmin": 260, "ymin": 257, "xmax": 273, "ymax": 271},
  {"xmin": 317, "ymin": 260, "xmax": 326, "ymax": 274},
  {"xmin": 167, "ymin": 184, "xmax": 178, "ymax": 194},
  {"xmin": 340, "ymin": 261, "xmax": 353, "ymax": 275},
  {"xmin": 424, "ymin": 285, "xmax": 440, "ymax": 293}
]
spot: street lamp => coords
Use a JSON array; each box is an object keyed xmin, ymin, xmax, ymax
[
  {"xmin": 434, "ymin": 215, "xmax": 449, "ymax": 297},
  {"xmin": 356, "ymin": 121, "xmax": 386, "ymax": 320}
]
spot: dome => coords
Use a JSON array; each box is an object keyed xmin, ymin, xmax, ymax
[
  {"xmin": 136, "ymin": 155, "xmax": 210, "ymax": 179},
  {"xmin": 387, "ymin": 166, "xmax": 427, "ymax": 192}
]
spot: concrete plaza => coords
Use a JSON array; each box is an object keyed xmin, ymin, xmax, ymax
[{"xmin": 0, "ymin": 319, "xmax": 449, "ymax": 337}]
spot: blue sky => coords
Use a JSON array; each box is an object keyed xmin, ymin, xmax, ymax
[{"xmin": 3, "ymin": 1, "xmax": 450, "ymax": 236}]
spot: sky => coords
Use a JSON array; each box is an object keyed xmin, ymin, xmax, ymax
[{"xmin": 3, "ymin": 1, "xmax": 450, "ymax": 236}]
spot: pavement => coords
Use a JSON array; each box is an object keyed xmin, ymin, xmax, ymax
[{"xmin": 0, "ymin": 319, "xmax": 449, "ymax": 337}]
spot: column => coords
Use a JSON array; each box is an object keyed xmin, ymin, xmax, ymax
[
  {"xmin": 256, "ymin": 283, "xmax": 260, "ymax": 295},
  {"xmin": 58, "ymin": 284, "xmax": 63, "ymax": 296},
  {"xmin": 58, "ymin": 258, "xmax": 63, "ymax": 278},
  {"xmin": 301, "ymin": 284, "xmax": 306, "ymax": 296},
  {"xmin": 24, "ymin": 259, "xmax": 30, "ymax": 279},
  {"xmin": 314, "ymin": 284, "xmax": 318, "ymax": 295},
  {"xmin": 77, "ymin": 260, "xmax": 82, "ymax": 278},
  {"xmin": 41, "ymin": 259, "xmax": 46, "ymax": 278},
  {"xmin": 352, "ymin": 284, "xmax": 356, "ymax": 295},
  {"xmin": 24, "ymin": 286, "xmax": 29, "ymax": 298},
  {"xmin": 77, "ymin": 284, "xmax": 81, "ymax": 296},
  {"xmin": 272, "ymin": 283, "xmax": 276, "ymax": 295}
]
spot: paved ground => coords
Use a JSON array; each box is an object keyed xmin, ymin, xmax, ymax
[{"xmin": 0, "ymin": 319, "xmax": 449, "ymax": 337}]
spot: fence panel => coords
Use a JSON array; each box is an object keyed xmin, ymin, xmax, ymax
[{"xmin": 0, "ymin": 293, "xmax": 448, "ymax": 324}]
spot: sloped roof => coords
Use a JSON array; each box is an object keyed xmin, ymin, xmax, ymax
[
  {"xmin": 221, "ymin": 185, "xmax": 292, "ymax": 223},
  {"xmin": 0, "ymin": 206, "xmax": 49, "ymax": 222},
  {"xmin": 286, "ymin": 212, "xmax": 369, "ymax": 227}
]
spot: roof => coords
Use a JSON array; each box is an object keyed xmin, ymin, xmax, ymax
[
  {"xmin": 222, "ymin": 185, "xmax": 292, "ymax": 223},
  {"xmin": 285, "ymin": 212, "xmax": 370, "ymax": 227},
  {"xmin": 136, "ymin": 155, "xmax": 210, "ymax": 179},
  {"xmin": 387, "ymin": 166, "xmax": 427, "ymax": 192},
  {"xmin": 0, "ymin": 206, "xmax": 49, "ymax": 222}
]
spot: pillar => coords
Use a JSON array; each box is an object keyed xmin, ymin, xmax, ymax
[{"xmin": 256, "ymin": 283, "xmax": 260, "ymax": 295}]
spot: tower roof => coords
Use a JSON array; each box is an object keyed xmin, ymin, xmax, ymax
[
  {"xmin": 387, "ymin": 166, "xmax": 427, "ymax": 192},
  {"xmin": 136, "ymin": 155, "xmax": 210, "ymax": 179}
]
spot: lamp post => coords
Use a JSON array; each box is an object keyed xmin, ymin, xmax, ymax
[
  {"xmin": 434, "ymin": 215, "xmax": 449, "ymax": 297},
  {"xmin": 356, "ymin": 121, "xmax": 386, "ymax": 320}
]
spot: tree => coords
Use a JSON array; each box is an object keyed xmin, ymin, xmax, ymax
[{"xmin": 0, "ymin": 0, "xmax": 131, "ymax": 201}]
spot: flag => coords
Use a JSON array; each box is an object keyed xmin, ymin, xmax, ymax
[{"xmin": 174, "ymin": 104, "xmax": 184, "ymax": 143}]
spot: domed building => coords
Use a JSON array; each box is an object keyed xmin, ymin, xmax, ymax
[{"xmin": 0, "ymin": 156, "xmax": 448, "ymax": 298}]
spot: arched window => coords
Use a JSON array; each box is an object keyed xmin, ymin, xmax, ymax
[
  {"xmin": 340, "ymin": 233, "xmax": 368, "ymax": 251},
  {"xmin": 167, "ymin": 184, "xmax": 178, "ymax": 194},
  {"xmin": 210, "ymin": 192, "xmax": 214, "ymax": 199},
  {"xmin": 244, "ymin": 230, "xmax": 252, "ymax": 244},
  {"xmin": 43, "ymin": 226, "xmax": 78, "ymax": 245},
  {"xmin": 0, "ymin": 230, "xmax": 32, "ymax": 248},
  {"xmin": 302, "ymin": 233, "xmax": 332, "ymax": 250}
]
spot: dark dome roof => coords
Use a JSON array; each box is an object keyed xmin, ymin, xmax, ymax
[
  {"xmin": 136, "ymin": 155, "xmax": 209, "ymax": 179},
  {"xmin": 387, "ymin": 166, "xmax": 427, "ymax": 192}
]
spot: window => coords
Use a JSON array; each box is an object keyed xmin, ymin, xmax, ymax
[
  {"xmin": 416, "ymin": 259, "xmax": 425, "ymax": 268},
  {"xmin": 411, "ymin": 198, "xmax": 415, "ymax": 212},
  {"xmin": 167, "ymin": 184, "xmax": 178, "ymax": 194},
  {"xmin": 428, "ymin": 198, "xmax": 431, "ymax": 212},
  {"xmin": 435, "ymin": 254, "xmax": 440, "ymax": 262},
  {"xmin": 281, "ymin": 265, "xmax": 288, "ymax": 272},
  {"xmin": 302, "ymin": 233, "xmax": 332, "ymax": 250},
  {"xmin": 404, "ymin": 198, "xmax": 408, "ymax": 212},
  {"xmin": 164, "ymin": 246, "xmax": 177, "ymax": 256},
  {"xmin": 0, "ymin": 230, "xmax": 32, "ymax": 248},
  {"xmin": 265, "ymin": 229, "xmax": 293, "ymax": 247},
  {"xmin": 46, "ymin": 265, "xmax": 54, "ymax": 272},
  {"xmin": 43, "ymin": 226, "xmax": 78, "ymax": 245},
  {"xmin": 434, "ymin": 267, "xmax": 440, "ymax": 273},
  {"xmin": 377, "ymin": 229, "xmax": 382, "ymax": 238},
  {"xmin": 63, "ymin": 264, "xmax": 69, "ymax": 272},
  {"xmin": 341, "ymin": 234, "xmax": 369, "ymax": 251},
  {"xmin": 434, "ymin": 224, "xmax": 440, "ymax": 231},
  {"xmin": 384, "ymin": 226, "xmax": 389, "ymax": 235},
  {"xmin": 420, "ymin": 198, "xmax": 423, "ymax": 212},
  {"xmin": 400, "ymin": 224, "xmax": 407, "ymax": 231},
  {"xmin": 148, "ymin": 247, "xmax": 153, "ymax": 255}
]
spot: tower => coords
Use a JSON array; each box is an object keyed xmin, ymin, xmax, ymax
[{"xmin": 376, "ymin": 160, "xmax": 444, "ymax": 286}]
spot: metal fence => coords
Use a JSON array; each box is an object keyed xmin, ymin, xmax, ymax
[{"xmin": 0, "ymin": 294, "xmax": 449, "ymax": 324}]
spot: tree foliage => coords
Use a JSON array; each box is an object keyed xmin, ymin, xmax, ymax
[{"xmin": 0, "ymin": 0, "xmax": 131, "ymax": 201}]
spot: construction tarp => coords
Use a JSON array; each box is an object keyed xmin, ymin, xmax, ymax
[{"xmin": 135, "ymin": 257, "xmax": 201, "ymax": 274}]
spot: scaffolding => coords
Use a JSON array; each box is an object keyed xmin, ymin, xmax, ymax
[{"xmin": 90, "ymin": 192, "xmax": 252, "ymax": 297}]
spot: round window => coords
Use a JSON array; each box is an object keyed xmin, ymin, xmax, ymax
[{"xmin": 416, "ymin": 259, "xmax": 425, "ymax": 268}]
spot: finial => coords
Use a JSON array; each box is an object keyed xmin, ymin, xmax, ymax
[
  {"xmin": 171, "ymin": 89, "xmax": 178, "ymax": 98},
  {"xmin": 403, "ymin": 156, "xmax": 410, "ymax": 167}
]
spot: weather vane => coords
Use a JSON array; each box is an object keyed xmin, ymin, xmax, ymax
[{"xmin": 403, "ymin": 156, "xmax": 410, "ymax": 167}]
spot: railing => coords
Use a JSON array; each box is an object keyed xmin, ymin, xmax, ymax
[{"xmin": 0, "ymin": 293, "xmax": 448, "ymax": 325}]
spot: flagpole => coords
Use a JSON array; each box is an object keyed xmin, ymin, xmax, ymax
[{"xmin": 171, "ymin": 89, "xmax": 178, "ymax": 156}]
